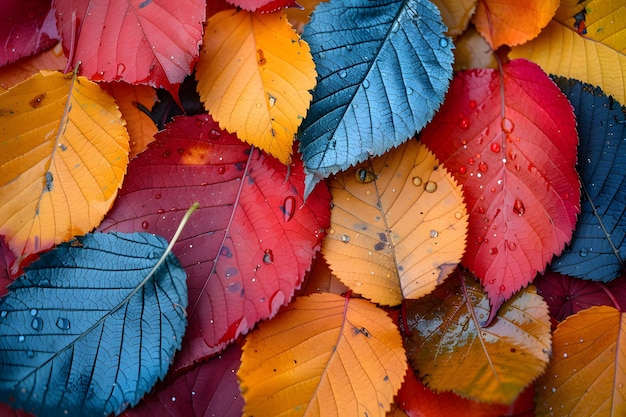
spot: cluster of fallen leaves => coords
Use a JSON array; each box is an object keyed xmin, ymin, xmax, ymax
[{"xmin": 0, "ymin": 0, "xmax": 625, "ymax": 416}]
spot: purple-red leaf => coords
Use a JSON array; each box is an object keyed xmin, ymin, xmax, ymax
[{"xmin": 99, "ymin": 114, "xmax": 330, "ymax": 369}]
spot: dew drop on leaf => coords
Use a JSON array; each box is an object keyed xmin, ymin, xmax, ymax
[
  {"xmin": 424, "ymin": 181, "xmax": 437, "ymax": 193},
  {"xmin": 508, "ymin": 241, "xmax": 517, "ymax": 251},
  {"xmin": 31, "ymin": 317, "xmax": 43, "ymax": 331},
  {"xmin": 56, "ymin": 318, "xmax": 71, "ymax": 330},
  {"xmin": 339, "ymin": 70, "xmax": 347, "ymax": 78},
  {"xmin": 469, "ymin": 100, "xmax": 477, "ymax": 109},
  {"xmin": 499, "ymin": 285, "xmax": 506, "ymax": 291},
  {"xmin": 489, "ymin": 247, "xmax": 498, "ymax": 255},
  {"xmin": 0, "ymin": 311, "xmax": 7, "ymax": 318},
  {"xmin": 458, "ymin": 118, "xmax": 470, "ymax": 130},
  {"xmin": 263, "ymin": 249, "xmax": 274, "ymax": 265},
  {"xmin": 209, "ymin": 129, "xmax": 221, "ymax": 139},
  {"xmin": 490, "ymin": 142, "xmax": 500, "ymax": 153},
  {"xmin": 458, "ymin": 166, "xmax": 467, "ymax": 174},
  {"xmin": 356, "ymin": 168, "xmax": 376, "ymax": 183},
  {"xmin": 281, "ymin": 196, "xmax": 296, "ymax": 223},
  {"xmin": 363, "ymin": 79, "xmax": 370, "ymax": 89},
  {"xmin": 439, "ymin": 37, "xmax": 449, "ymax": 48},
  {"xmin": 18, "ymin": 335, "xmax": 25, "ymax": 342},
  {"xmin": 430, "ymin": 230, "xmax": 439, "ymax": 238},
  {"xmin": 580, "ymin": 248, "xmax": 588, "ymax": 257},
  {"xmin": 412, "ymin": 176, "xmax": 422, "ymax": 186},
  {"xmin": 513, "ymin": 198, "xmax": 525, "ymax": 215},
  {"xmin": 218, "ymin": 166, "xmax": 226, "ymax": 174},
  {"xmin": 501, "ymin": 117, "xmax": 514, "ymax": 133},
  {"xmin": 478, "ymin": 162, "xmax": 488, "ymax": 172},
  {"xmin": 30, "ymin": 309, "xmax": 38, "ymax": 316},
  {"xmin": 141, "ymin": 221, "xmax": 149, "ymax": 229},
  {"xmin": 341, "ymin": 234, "xmax": 351, "ymax": 243},
  {"xmin": 26, "ymin": 350, "xmax": 34, "ymax": 358}
]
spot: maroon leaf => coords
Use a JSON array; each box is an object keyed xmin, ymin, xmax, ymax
[
  {"xmin": 0, "ymin": 402, "xmax": 36, "ymax": 417},
  {"xmin": 54, "ymin": 0, "xmax": 205, "ymax": 91},
  {"xmin": 0, "ymin": 0, "xmax": 60, "ymax": 66},
  {"xmin": 226, "ymin": 0, "xmax": 300, "ymax": 12},
  {"xmin": 122, "ymin": 343, "xmax": 243, "ymax": 417},
  {"xmin": 99, "ymin": 114, "xmax": 331, "ymax": 369},
  {"xmin": 0, "ymin": 237, "xmax": 16, "ymax": 298}
]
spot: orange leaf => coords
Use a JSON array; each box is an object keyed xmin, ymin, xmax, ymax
[
  {"xmin": 100, "ymin": 82, "xmax": 157, "ymax": 159},
  {"xmin": 239, "ymin": 293, "xmax": 407, "ymax": 417},
  {"xmin": 0, "ymin": 43, "xmax": 67, "ymax": 92},
  {"xmin": 432, "ymin": 0, "xmax": 477, "ymax": 37},
  {"xmin": 536, "ymin": 306, "xmax": 626, "ymax": 417},
  {"xmin": 453, "ymin": 26, "xmax": 498, "ymax": 71},
  {"xmin": 323, "ymin": 141, "xmax": 468, "ymax": 306},
  {"xmin": 0, "ymin": 70, "xmax": 129, "ymax": 268},
  {"xmin": 405, "ymin": 271, "xmax": 551, "ymax": 404},
  {"xmin": 472, "ymin": 0, "xmax": 560, "ymax": 48},
  {"xmin": 295, "ymin": 254, "xmax": 349, "ymax": 297},
  {"xmin": 196, "ymin": 9, "xmax": 316, "ymax": 163}
]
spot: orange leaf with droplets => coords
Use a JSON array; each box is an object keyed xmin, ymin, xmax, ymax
[
  {"xmin": 0, "ymin": 70, "xmax": 129, "ymax": 269},
  {"xmin": 100, "ymin": 82, "xmax": 157, "ymax": 159},
  {"xmin": 405, "ymin": 271, "xmax": 552, "ymax": 404},
  {"xmin": 196, "ymin": 9, "xmax": 316, "ymax": 163},
  {"xmin": 420, "ymin": 59, "xmax": 580, "ymax": 322},
  {"xmin": 536, "ymin": 306, "xmax": 626, "ymax": 416},
  {"xmin": 239, "ymin": 293, "xmax": 407, "ymax": 417},
  {"xmin": 472, "ymin": 0, "xmax": 559, "ymax": 48},
  {"xmin": 323, "ymin": 141, "xmax": 468, "ymax": 306}
]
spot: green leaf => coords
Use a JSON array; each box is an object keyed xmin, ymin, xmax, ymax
[
  {"xmin": 298, "ymin": 0, "xmax": 454, "ymax": 195},
  {"xmin": 0, "ymin": 232, "xmax": 187, "ymax": 417}
]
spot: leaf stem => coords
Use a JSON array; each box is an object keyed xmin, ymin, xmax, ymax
[{"xmin": 596, "ymin": 281, "xmax": 623, "ymax": 312}]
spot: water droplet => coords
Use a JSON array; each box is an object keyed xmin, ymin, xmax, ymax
[
  {"xmin": 56, "ymin": 318, "xmax": 71, "ymax": 330},
  {"xmin": 513, "ymin": 198, "xmax": 525, "ymax": 215},
  {"xmin": 406, "ymin": 87, "xmax": 413, "ymax": 95},
  {"xmin": 263, "ymin": 249, "xmax": 274, "ymax": 264},
  {"xmin": 355, "ymin": 281, "xmax": 362, "ymax": 287},
  {"xmin": 26, "ymin": 350, "xmax": 34, "ymax": 358},
  {"xmin": 508, "ymin": 241, "xmax": 517, "ymax": 251},
  {"xmin": 363, "ymin": 80, "xmax": 370, "ymax": 89},
  {"xmin": 563, "ymin": 193, "xmax": 570, "ymax": 200},
  {"xmin": 499, "ymin": 285, "xmax": 506, "ymax": 291},
  {"xmin": 18, "ymin": 335, "xmax": 25, "ymax": 342},
  {"xmin": 489, "ymin": 247, "xmax": 498, "ymax": 255},
  {"xmin": 171, "ymin": 397, "xmax": 176, "ymax": 402},
  {"xmin": 458, "ymin": 165, "xmax": 467, "ymax": 174},
  {"xmin": 469, "ymin": 100, "xmax": 477, "ymax": 109},
  {"xmin": 345, "ymin": 44, "xmax": 353, "ymax": 51},
  {"xmin": 424, "ymin": 181, "xmax": 437, "ymax": 193},
  {"xmin": 281, "ymin": 196, "xmax": 296, "ymax": 222},
  {"xmin": 116, "ymin": 63, "xmax": 126, "ymax": 77},
  {"xmin": 391, "ymin": 22, "xmax": 400, "ymax": 33},
  {"xmin": 155, "ymin": 193, "xmax": 161, "ymax": 200},
  {"xmin": 365, "ymin": 189, "xmax": 372, "ymax": 196},
  {"xmin": 356, "ymin": 168, "xmax": 376, "ymax": 183},
  {"xmin": 0, "ymin": 311, "xmax": 6, "ymax": 318},
  {"xmin": 209, "ymin": 129, "xmax": 221, "ymax": 139},
  {"xmin": 468, "ymin": 157, "xmax": 475, "ymax": 165},
  {"xmin": 341, "ymin": 234, "xmax": 350, "ymax": 243},
  {"xmin": 339, "ymin": 70, "xmax": 347, "ymax": 78},
  {"xmin": 563, "ymin": 353, "xmax": 568, "ymax": 358},
  {"xmin": 580, "ymin": 248, "xmax": 588, "ymax": 257},
  {"xmin": 217, "ymin": 166, "xmax": 226, "ymax": 174},
  {"xmin": 31, "ymin": 317, "xmax": 43, "ymax": 331},
  {"xmin": 328, "ymin": 228, "xmax": 335, "ymax": 235},
  {"xmin": 30, "ymin": 309, "xmax": 38, "ymax": 316},
  {"xmin": 501, "ymin": 118, "xmax": 514, "ymax": 133},
  {"xmin": 430, "ymin": 230, "xmax": 439, "ymax": 238},
  {"xmin": 141, "ymin": 221, "xmax": 149, "ymax": 229},
  {"xmin": 439, "ymin": 37, "xmax": 449, "ymax": 48},
  {"xmin": 477, "ymin": 206, "xmax": 485, "ymax": 214},
  {"xmin": 459, "ymin": 118, "xmax": 470, "ymax": 130},
  {"xmin": 478, "ymin": 162, "xmax": 488, "ymax": 172},
  {"xmin": 412, "ymin": 176, "xmax": 422, "ymax": 186},
  {"xmin": 268, "ymin": 94, "xmax": 276, "ymax": 108},
  {"xmin": 551, "ymin": 387, "xmax": 557, "ymax": 393},
  {"xmin": 490, "ymin": 142, "xmax": 501, "ymax": 153}
]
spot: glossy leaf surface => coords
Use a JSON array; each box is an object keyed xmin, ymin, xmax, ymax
[
  {"xmin": 239, "ymin": 293, "xmax": 407, "ymax": 417},
  {"xmin": 420, "ymin": 59, "xmax": 580, "ymax": 320},
  {"xmin": 54, "ymin": 0, "xmax": 205, "ymax": 90},
  {"xmin": 323, "ymin": 140, "xmax": 468, "ymax": 306},
  {"xmin": 0, "ymin": 70, "xmax": 129, "ymax": 269},
  {"xmin": 196, "ymin": 9, "xmax": 315, "ymax": 164},
  {"xmin": 405, "ymin": 271, "xmax": 551, "ymax": 404},
  {"xmin": 0, "ymin": 232, "xmax": 187, "ymax": 417},
  {"xmin": 298, "ymin": 0, "xmax": 453, "ymax": 195},
  {"xmin": 551, "ymin": 78, "xmax": 626, "ymax": 281},
  {"xmin": 99, "ymin": 114, "xmax": 331, "ymax": 367},
  {"xmin": 536, "ymin": 306, "xmax": 626, "ymax": 416}
]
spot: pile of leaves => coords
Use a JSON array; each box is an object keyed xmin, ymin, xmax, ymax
[{"xmin": 0, "ymin": 0, "xmax": 625, "ymax": 416}]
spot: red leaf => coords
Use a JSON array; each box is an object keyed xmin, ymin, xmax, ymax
[
  {"xmin": 226, "ymin": 0, "xmax": 301, "ymax": 12},
  {"xmin": 122, "ymin": 343, "xmax": 243, "ymax": 417},
  {"xmin": 54, "ymin": 0, "xmax": 205, "ymax": 91},
  {"xmin": 0, "ymin": 0, "xmax": 60, "ymax": 66},
  {"xmin": 98, "ymin": 114, "xmax": 331, "ymax": 369},
  {"xmin": 0, "ymin": 236, "xmax": 16, "ymax": 298},
  {"xmin": 420, "ymin": 59, "xmax": 579, "ymax": 322},
  {"xmin": 535, "ymin": 270, "xmax": 626, "ymax": 322}
]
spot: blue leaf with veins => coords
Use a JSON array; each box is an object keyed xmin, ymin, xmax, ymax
[
  {"xmin": 298, "ymin": 0, "xmax": 453, "ymax": 196},
  {"xmin": 551, "ymin": 77, "xmax": 626, "ymax": 282}
]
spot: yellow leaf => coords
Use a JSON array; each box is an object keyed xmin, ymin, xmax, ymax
[
  {"xmin": 510, "ymin": 2, "xmax": 626, "ymax": 104},
  {"xmin": 0, "ymin": 70, "xmax": 129, "ymax": 267},
  {"xmin": 472, "ymin": 0, "xmax": 560, "ymax": 48},
  {"xmin": 100, "ymin": 82, "xmax": 157, "ymax": 159},
  {"xmin": 453, "ymin": 26, "xmax": 498, "ymax": 71},
  {"xmin": 536, "ymin": 306, "xmax": 626, "ymax": 417},
  {"xmin": 431, "ymin": 0, "xmax": 477, "ymax": 37},
  {"xmin": 239, "ymin": 293, "xmax": 407, "ymax": 417},
  {"xmin": 323, "ymin": 141, "xmax": 468, "ymax": 306},
  {"xmin": 196, "ymin": 9, "xmax": 316, "ymax": 163},
  {"xmin": 405, "ymin": 271, "xmax": 552, "ymax": 404}
]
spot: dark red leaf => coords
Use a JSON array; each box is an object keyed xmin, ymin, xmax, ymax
[
  {"xmin": 420, "ymin": 59, "xmax": 579, "ymax": 322},
  {"xmin": 226, "ymin": 0, "xmax": 301, "ymax": 12},
  {"xmin": 0, "ymin": 402, "xmax": 36, "ymax": 417},
  {"xmin": 0, "ymin": 237, "xmax": 16, "ymax": 298},
  {"xmin": 98, "ymin": 114, "xmax": 331, "ymax": 369},
  {"xmin": 54, "ymin": 0, "xmax": 204, "ymax": 91},
  {"xmin": 0, "ymin": 0, "xmax": 60, "ymax": 66},
  {"xmin": 122, "ymin": 343, "xmax": 243, "ymax": 417}
]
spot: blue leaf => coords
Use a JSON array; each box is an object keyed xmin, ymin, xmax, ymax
[
  {"xmin": 0, "ymin": 232, "xmax": 187, "ymax": 417},
  {"xmin": 298, "ymin": 0, "xmax": 453, "ymax": 195},
  {"xmin": 551, "ymin": 77, "xmax": 626, "ymax": 282}
]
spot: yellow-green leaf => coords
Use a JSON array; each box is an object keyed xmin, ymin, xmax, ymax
[
  {"xmin": 536, "ymin": 306, "xmax": 626, "ymax": 417},
  {"xmin": 511, "ymin": 0, "xmax": 626, "ymax": 103},
  {"xmin": 196, "ymin": 9, "xmax": 316, "ymax": 163},
  {"xmin": 405, "ymin": 271, "xmax": 552, "ymax": 404},
  {"xmin": 239, "ymin": 293, "xmax": 407, "ymax": 417},
  {"xmin": 0, "ymin": 70, "xmax": 129, "ymax": 268},
  {"xmin": 323, "ymin": 141, "xmax": 468, "ymax": 306}
]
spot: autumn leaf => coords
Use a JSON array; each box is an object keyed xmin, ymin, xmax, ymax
[
  {"xmin": 420, "ymin": 59, "xmax": 580, "ymax": 321},
  {"xmin": 0, "ymin": 238, "xmax": 16, "ymax": 298},
  {"xmin": 98, "ymin": 114, "xmax": 330, "ymax": 368},
  {"xmin": 453, "ymin": 26, "xmax": 498, "ymax": 71},
  {"xmin": 0, "ymin": 70, "xmax": 129, "ymax": 270},
  {"xmin": 0, "ymin": 43, "xmax": 67, "ymax": 92},
  {"xmin": 431, "ymin": 0, "xmax": 476, "ymax": 38},
  {"xmin": 298, "ymin": 0, "xmax": 454, "ymax": 195},
  {"xmin": 239, "ymin": 293, "xmax": 407, "ymax": 417},
  {"xmin": 536, "ymin": 306, "xmax": 626, "ymax": 416},
  {"xmin": 54, "ymin": 0, "xmax": 205, "ymax": 91},
  {"xmin": 472, "ymin": 0, "xmax": 559, "ymax": 49},
  {"xmin": 404, "ymin": 270, "xmax": 551, "ymax": 404},
  {"xmin": 510, "ymin": 0, "xmax": 626, "ymax": 103},
  {"xmin": 323, "ymin": 140, "xmax": 468, "ymax": 306},
  {"xmin": 227, "ymin": 0, "xmax": 301, "ymax": 13},
  {"xmin": 196, "ymin": 9, "xmax": 316, "ymax": 164},
  {"xmin": 295, "ymin": 254, "xmax": 349, "ymax": 297},
  {"xmin": 550, "ymin": 78, "xmax": 626, "ymax": 282}
]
